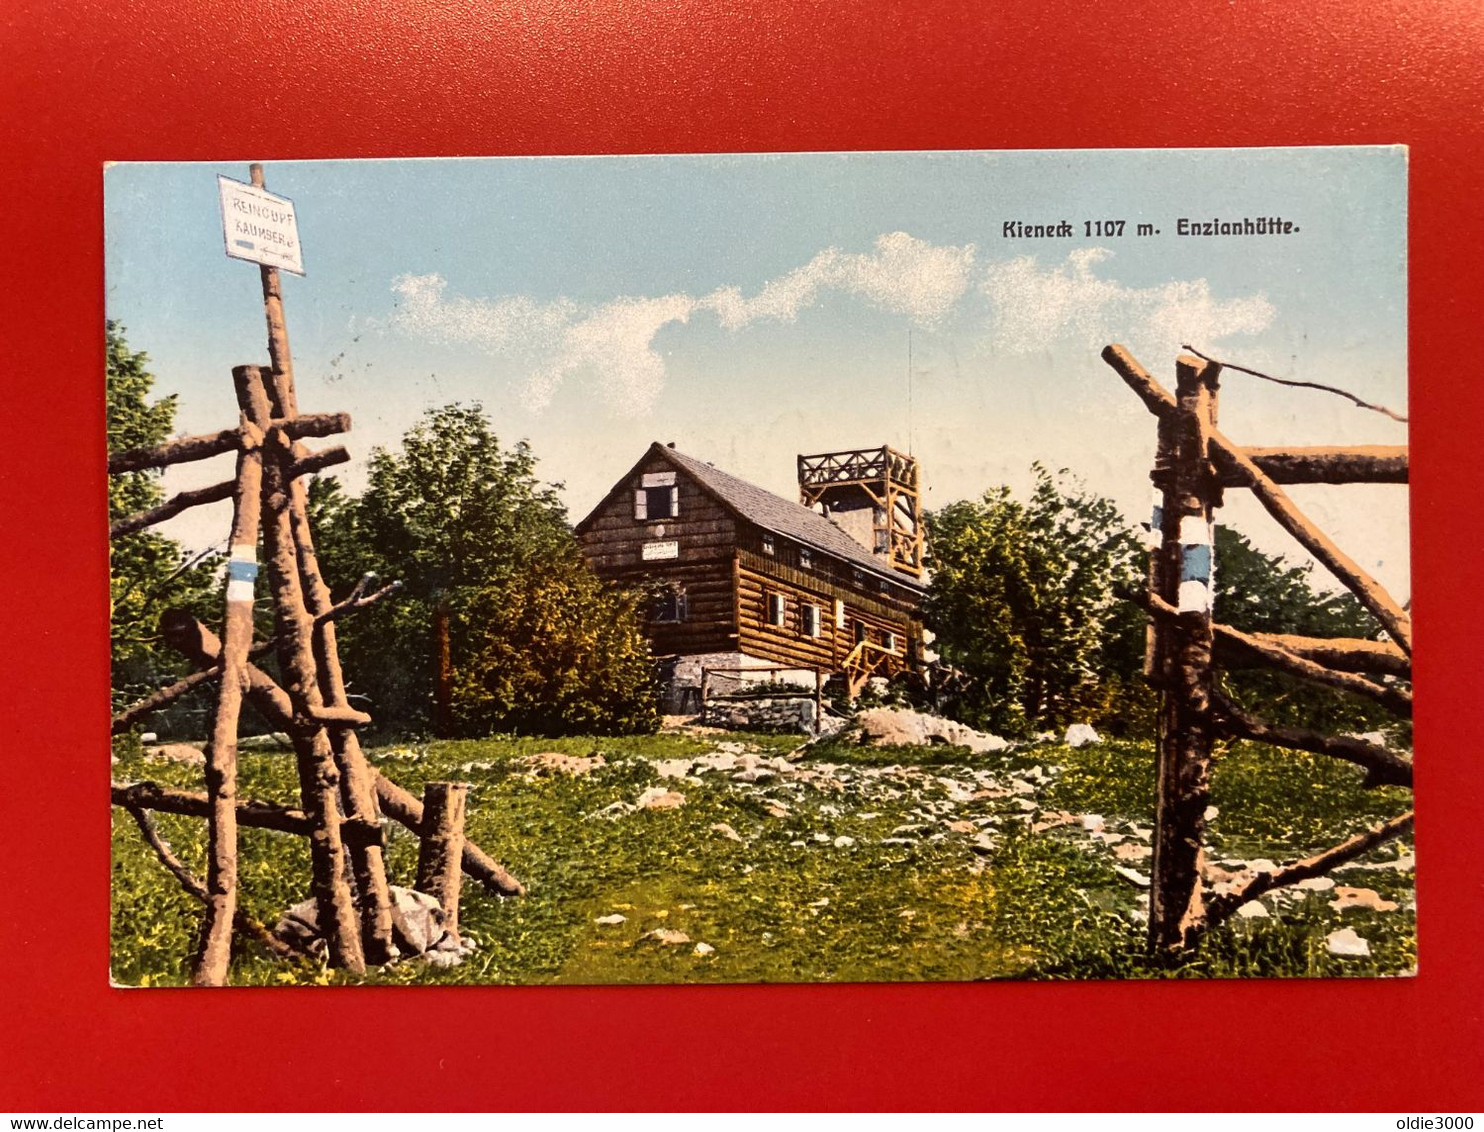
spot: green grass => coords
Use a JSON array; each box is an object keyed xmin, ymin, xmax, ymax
[{"xmin": 110, "ymin": 729, "xmax": 1415, "ymax": 986}]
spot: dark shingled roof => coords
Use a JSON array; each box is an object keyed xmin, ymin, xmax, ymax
[{"xmin": 659, "ymin": 444, "xmax": 925, "ymax": 593}]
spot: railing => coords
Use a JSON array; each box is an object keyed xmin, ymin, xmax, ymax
[{"xmin": 840, "ymin": 640, "xmax": 898, "ymax": 698}]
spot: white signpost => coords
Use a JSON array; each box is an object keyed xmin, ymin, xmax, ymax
[{"xmin": 218, "ymin": 174, "xmax": 305, "ymax": 275}]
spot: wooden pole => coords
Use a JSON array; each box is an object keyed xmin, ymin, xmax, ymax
[
  {"xmin": 415, "ymin": 782, "xmax": 469, "ymax": 944},
  {"xmin": 191, "ymin": 367, "xmax": 270, "ymax": 987},
  {"xmin": 1148, "ymin": 354, "xmax": 1221, "ymax": 953},
  {"xmin": 258, "ymin": 414, "xmax": 366, "ymax": 971},
  {"xmin": 256, "ymin": 392, "xmax": 399, "ymax": 962}
]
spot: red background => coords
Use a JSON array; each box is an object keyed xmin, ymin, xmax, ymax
[{"xmin": 3, "ymin": 0, "xmax": 1482, "ymax": 1112}]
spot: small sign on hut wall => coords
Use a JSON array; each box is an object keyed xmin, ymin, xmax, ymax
[{"xmin": 642, "ymin": 539, "xmax": 680, "ymax": 561}]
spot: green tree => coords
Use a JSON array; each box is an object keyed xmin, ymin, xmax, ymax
[
  {"xmin": 107, "ymin": 322, "xmax": 221, "ymax": 718},
  {"xmin": 311, "ymin": 404, "xmax": 658, "ymax": 736},
  {"xmin": 924, "ymin": 465, "xmax": 1147, "ymax": 737}
]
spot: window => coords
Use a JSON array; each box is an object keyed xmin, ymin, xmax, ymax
[
  {"xmin": 802, "ymin": 604, "xmax": 822, "ymax": 638},
  {"xmin": 853, "ymin": 620, "xmax": 867, "ymax": 645},
  {"xmin": 653, "ymin": 588, "xmax": 687, "ymax": 623},
  {"xmin": 761, "ymin": 533, "xmax": 775, "ymax": 555},
  {"xmin": 634, "ymin": 472, "xmax": 678, "ymax": 521},
  {"xmin": 766, "ymin": 592, "xmax": 786, "ymax": 627},
  {"xmin": 799, "ymin": 547, "xmax": 812, "ymax": 569},
  {"xmin": 883, "ymin": 631, "xmax": 898, "ymax": 653}
]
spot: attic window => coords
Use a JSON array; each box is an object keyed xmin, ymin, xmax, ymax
[
  {"xmin": 799, "ymin": 548, "xmax": 812, "ymax": 569},
  {"xmin": 762, "ymin": 533, "xmax": 775, "ymax": 555},
  {"xmin": 635, "ymin": 471, "xmax": 678, "ymax": 521}
]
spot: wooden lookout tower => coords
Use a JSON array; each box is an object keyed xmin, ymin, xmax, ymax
[{"xmin": 797, "ymin": 446, "xmax": 924, "ymax": 579}]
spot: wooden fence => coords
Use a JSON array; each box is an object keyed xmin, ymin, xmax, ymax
[
  {"xmin": 1102, "ymin": 345, "xmax": 1413, "ymax": 953},
  {"xmin": 109, "ymin": 164, "xmax": 523, "ymax": 986}
]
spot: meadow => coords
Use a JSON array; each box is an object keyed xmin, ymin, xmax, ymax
[{"xmin": 110, "ymin": 727, "xmax": 1416, "ymax": 986}]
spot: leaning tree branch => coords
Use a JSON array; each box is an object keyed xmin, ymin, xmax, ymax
[
  {"xmin": 1128, "ymin": 588, "xmax": 1412, "ymax": 717},
  {"xmin": 109, "ymin": 446, "xmax": 350, "ymax": 540},
  {"xmin": 111, "ymin": 579, "xmax": 402, "ymax": 734},
  {"xmin": 121, "ymin": 803, "xmax": 295, "ymax": 959},
  {"xmin": 108, "ymin": 412, "xmax": 353, "ymax": 475},
  {"xmin": 1210, "ymin": 692, "xmax": 1413, "ymax": 789},
  {"xmin": 1203, "ymin": 810, "xmax": 1415, "ymax": 931}
]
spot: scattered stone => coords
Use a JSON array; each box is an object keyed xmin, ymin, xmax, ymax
[
  {"xmin": 858, "ymin": 811, "xmax": 880, "ymax": 820},
  {"xmin": 812, "ymin": 832, "xmax": 830, "ymax": 843},
  {"xmin": 638, "ymin": 929, "xmax": 691, "ymax": 946},
  {"xmin": 636, "ymin": 787, "xmax": 686, "ymax": 810},
  {"xmin": 732, "ymin": 768, "xmax": 777, "ymax": 783},
  {"xmin": 833, "ymin": 835, "xmax": 856, "ymax": 848},
  {"xmin": 594, "ymin": 914, "xmax": 626, "ymax": 926},
  {"xmin": 1079, "ymin": 814, "xmax": 1106, "ymax": 833},
  {"xmin": 693, "ymin": 942, "xmax": 716, "ymax": 957},
  {"xmin": 970, "ymin": 832, "xmax": 997, "ymax": 854},
  {"xmin": 945, "ymin": 820, "xmax": 977, "ymax": 835},
  {"xmin": 592, "ymin": 801, "xmax": 635, "ymax": 820},
  {"xmin": 276, "ymin": 886, "xmax": 471, "ymax": 967},
  {"xmin": 710, "ymin": 821, "xmax": 745, "ymax": 843},
  {"xmin": 1014, "ymin": 799, "xmax": 1038, "ymax": 812},
  {"xmin": 145, "ymin": 742, "xmax": 205, "ymax": 766},
  {"xmin": 1326, "ymin": 927, "xmax": 1371, "ymax": 958},
  {"xmin": 654, "ymin": 758, "xmax": 694, "ymax": 779},
  {"xmin": 807, "ymin": 898, "xmax": 830, "ymax": 908},
  {"xmin": 1063, "ymin": 723, "xmax": 1101, "ymax": 748},
  {"xmin": 856, "ymin": 706, "xmax": 1009, "ymax": 753},
  {"xmin": 1010, "ymin": 778, "xmax": 1036, "ymax": 795},
  {"xmin": 1115, "ymin": 842, "xmax": 1152, "ymax": 862},
  {"xmin": 1333, "ymin": 886, "xmax": 1399, "ymax": 913},
  {"xmin": 1295, "ymin": 876, "xmax": 1336, "ymax": 892},
  {"xmin": 1245, "ymin": 858, "xmax": 1279, "ymax": 875},
  {"xmin": 1235, "ymin": 901, "xmax": 1269, "ymax": 919},
  {"xmin": 972, "ymin": 787, "xmax": 1012, "ymax": 801},
  {"xmin": 1203, "ymin": 805, "xmax": 1219, "ymax": 821},
  {"xmin": 518, "ymin": 751, "xmax": 605, "ymax": 777},
  {"xmin": 764, "ymin": 803, "xmax": 791, "ymax": 819},
  {"xmin": 1114, "ymin": 865, "xmax": 1152, "ymax": 888}
]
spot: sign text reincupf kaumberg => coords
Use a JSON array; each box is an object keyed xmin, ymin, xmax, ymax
[{"xmin": 218, "ymin": 175, "xmax": 305, "ymax": 275}]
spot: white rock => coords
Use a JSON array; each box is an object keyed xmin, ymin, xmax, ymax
[
  {"xmin": 856, "ymin": 706, "xmax": 1009, "ymax": 752},
  {"xmin": 1080, "ymin": 814, "xmax": 1106, "ymax": 833},
  {"xmin": 1064, "ymin": 723, "xmax": 1101, "ymax": 748},
  {"xmin": 710, "ymin": 821, "xmax": 745, "ymax": 843},
  {"xmin": 654, "ymin": 758, "xmax": 694, "ymax": 779},
  {"xmin": 1296, "ymin": 876, "xmax": 1336, "ymax": 891},
  {"xmin": 1203, "ymin": 805, "xmax": 1219, "ymax": 821},
  {"xmin": 693, "ymin": 942, "xmax": 716, "ymax": 957},
  {"xmin": 833, "ymin": 835, "xmax": 856, "ymax": 848},
  {"xmin": 639, "ymin": 928, "xmax": 691, "ymax": 946},
  {"xmin": 636, "ymin": 786, "xmax": 686, "ymax": 810},
  {"xmin": 594, "ymin": 914, "xmax": 626, "ymax": 925},
  {"xmin": 1235, "ymin": 901, "xmax": 1269, "ymax": 919},
  {"xmin": 1326, "ymin": 927, "xmax": 1371, "ymax": 958},
  {"xmin": 1114, "ymin": 865, "xmax": 1152, "ymax": 888}
]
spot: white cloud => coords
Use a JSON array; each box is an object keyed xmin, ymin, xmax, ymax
[
  {"xmin": 706, "ymin": 231, "xmax": 977, "ymax": 329},
  {"xmin": 387, "ymin": 239, "xmax": 1272, "ymax": 416},
  {"xmin": 980, "ymin": 246, "xmax": 1275, "ymax": 356},
  {"xmin": 387, "ymin": 233, "xmax": 975, "ymax": 414}
]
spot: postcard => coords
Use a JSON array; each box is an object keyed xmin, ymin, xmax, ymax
[{"xmin": 104, "ymin": 147, "xmax": 1411, "ymax": 987}]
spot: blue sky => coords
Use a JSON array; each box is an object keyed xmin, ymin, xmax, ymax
[{"xmin": 105, "ymin": 147, "xmax": 1409, "ymax": 597}]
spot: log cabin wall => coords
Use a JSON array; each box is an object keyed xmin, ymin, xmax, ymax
[
  {"xmin": 735, "ymin": 537, "xmax": 923, "ymax": 677},
  {"xmin": 576, "ymin": 448, "xmax": 740, "ymax": 656}
]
